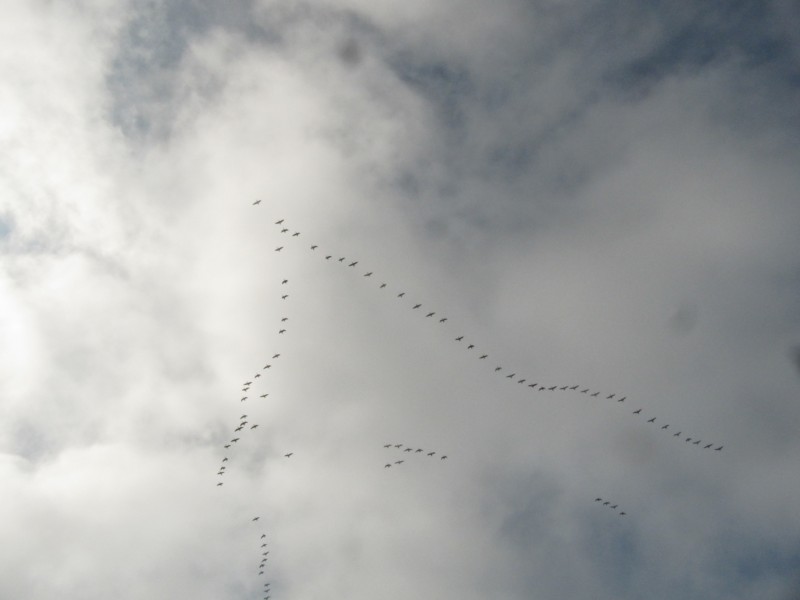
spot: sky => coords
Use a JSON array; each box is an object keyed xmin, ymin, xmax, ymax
[{"xmin": 1, "ymin": 1, "xmax": 800, "ymax": 598}]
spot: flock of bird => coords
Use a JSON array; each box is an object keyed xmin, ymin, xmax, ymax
[{"xmin": 216, "ymin": 199, "xmax": 726, "ymax": 594}]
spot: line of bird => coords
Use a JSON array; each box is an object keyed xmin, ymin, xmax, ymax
[
  {"xmin": 259, "ymin": 208, "xmax": 724, "ymax": 454},
  {"xmin": 216, "ymin": 273, "xmax": 295, "ymax": 486},
  {"xmin": 382, "ymin": 443, "xmax": 448, "ymax": 468},
  {"xmin": 253, "ymin": 521, "xmax": 272, "ymax": 597},
  {"xmin": 594, "ymin": 498, "xmax": 626, "ymax": 516}
]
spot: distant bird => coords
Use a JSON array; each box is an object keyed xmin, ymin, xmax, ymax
[
  {"xmin": 281, "ymin": 317, "xmax": 288, "ymax": 322},
  {"xmin": 715, "ymin": 446, "xmax": 723, "ymax": 451},
  {"xmin": 311, "ymin": 245, "xmax": 318, "ymax": 250},
  {"xmin": 686, "ymin": 438, "xmax": 692, "ymax": 442},
  {"xmin": 338, "ymin": 257, "xmax": 345, "ymax": 262},
  {"xmin": 518, "ymin": 379, "xmax": 526, "ymax": 384},
  {"xmin": 528, "ymin": 383, "xmax": 536, "ymax": 387},
  {"xmin": 217, "ymin": 482, "xmax": 223, "ymax": 486},
  {"xmin": 415, "ymin": 449, "xmax": 423, "ymax": 453},
  {"xmin": 495, "ymin": 367, "xmax": 502, "ymax": 371},
  {"xmin": 263, "ymin": 365, "xmax": 271, "ymax": 370},
  {"xmin": 279, "ymin": 329, "xmax": 286, "ymax": 334},
  {"xmin": 260, "ymin": 394, "xmax": 268, "ymax": 398},
  {"xmin": 480, "ymin": 354, "xmax": 487, "ymax": 359},
  {"xmin": 241, "ymin": 414, "xmax": 247, "ymax": 419},
  {"xmin": 439, "ymin": 318, "xmax": 447, "ymax": 323},
  {"xmin": 611, "ymin": 505, "xmax": 618, "ymax": 509},
  {"xmin": 693, "ymin": 440, "xmax": 701, "ymax": 445},
  {"xmin": 244, "ymin": 381, "xmax": 252, "ymax": 386},
  {"xmin": 224, "ymin": 444, "xmax": 230, "ymax": 448},
  {"xmin": 548, "ymin": 385, "xmax": 556, "ymax": 390},
  {"xmin": 394, "ymin": 444, "xmax": 402, "ymax": 448},
  {"xmin": 253, "ymin": 517, "xmax": 260, "ymax": 521},
  {"xmin": 603, "ymin": 502, "xmax": 610, "ymax": 506},
  {"xmin": 282, "ymin": 279, "xmax": 288, "ymax": 284},
  {"xmin": 275, "ymin": 219, "xmax": 284, "ymax": 224},
  {"xmin": 281, "ymin": 228, "xmax": 288, "ymax": 233},
  {"xmin": 261, "ymin": 534, "xmax": 266, "ymax": 539},
  {"xmin": 595, "ymin": 498, "xmax": 602, "ymax": 502},
  {"xmin": 633, "ymin": 409, "xmax": 642, "ymax": 414},
  {"xmin": 506, "ymin": 373, "xmax": 514, "ymax": 379},
  {"xmin": 384, "ymin": 444, "xmax": 391, "ymax": 448},
  {"xmin": 468, "ymin": 344, "xmax": 475, "ymax": 349},
  {"xmin": 261, "ymin": 544, "xmax": 267, "ymax": 548},
  {"xmin": 241, "ymin": 397, "xmax": 248, "ymax": 401},
  {"xmin": 364, "ymin": 272, "xmax": 373, "ymax": 277},
  {"xmin": 385, "ymin": 464, "xmax": 391, "ymax": 468},
  {"xmin": 380, "ymin": 283, "xmax": 386, "ymax": 288},
  {"xmin": 251, "ymin": 424, "xmax": 259, "ymax": 429},
  {"xmin": 348, "ymin": 261, "xmax": 358, "ymax": 267},
  {"xmin": 254, "ymin": 373, "xmax": 261, "ymax": 378},
  {"xmin": 231, "ymin": 438, "xmax": 240, "ymax": 443},
  {"xmin": 647, "ymin": 418, "xmax": 656, "ymax": 423},
  {"xmin": 674, "ymin": 431, "xmax": 681, "ymax": 437},
  {"xmin": 427, "ymin": 452, "xmax": 435, "ymax": 456},
  {"xmin": 570, "ymin": 385, "xmax": 579, "ymax": 390},
  {"xmin": 222, "ymin": 458, "xmax": 228, "ymax": 462},
  {"xmin": 395, "ymin": 460, "xmax": 404, "ymax": 464},
  {"xmin": 426, "ymin": 312, "xmax": 435, "ymax": 317},
  {"xmin": 581, "ymin": 389, "xmax": 589, "ymax": 394},
  {"xmin": 662, "ymin": 425, "xmax": 669, "ymax": 429},
  {"xmin": 235, "ymin": 427, "xmax": 243, "ymax": 432},
  {"xmin": 440, "ymin": 455, "xmax": 448, "ymax": 460},
  {"xmin": 591, "ymin": 392, "xmax": 599, "ymax": 397},
  {"xmin": 560, "ymin": 386, "xmax": 568, "ymax": 390},
  {"xmin": 404, "ymin": 448, "xmax": 412, "ymax": 453},
  {"xmin": 413, "ymin": 304, "xmax": 421, "ymax": 309},
  {"xmin": 325, "ymin": 255, "xmax": 332, "ymax": 259},
  {"xmin": 284, "ymin": 452, "xmax": 293, "ymax": 457},
  {"xmin": 281, "ymin": 295, "xmax": 288, "ymax": 300},
  {"xmin": 292, "ymin": 232, "xmax": 299, "ymax": 237},
  {"xmin": 398, "ymin": 292, "xmax": 405, "ymax": 297},
  {"xmin": 607, "ymin": 394, "xmax": 615, "ymax": 399},
  {"xmin": 253, "ymin": 200, "xmax": 261, "ymax": 205},
  {"xmin": 619, "ymin": 512, "xmax": 626, "ymax": 516},
  {"xmin": 273, "ymin": 354, "xmax": 280, "ymax": 358},
  {"xmin": 456, "ymin": 336, "xmax": 464, "ymax": 341},
  {"xmin": 618, "ymin": 397, "xmax": 626, "ymax": 402},
  {"xmin": 704, "ymin": 444, "xmax": 712, "ymax": 449}
]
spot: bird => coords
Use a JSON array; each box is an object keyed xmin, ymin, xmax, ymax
[
  {"xmin": 617, "ymin": 397, "xmax": 626, "ymax": 402},
  {"xmin": 607, "ymin": 394, "xmax": 615, "ymax": 399},
  {"xmin": 595, "ymin": 498, "xmax": 602, "ymax": 502},
  {"xmin": 467, "ymin": 344, "xmax": 475, "ymax": 349},
  {"xmin": 603, "ymin": 501, "xmax": 610, "ymax": 506},
  {"xmin": 518, "ymin": 379, "xmax": 526, "ymax": 384},
  {"xmin": 253, "ymin": 200, "xmax": 261, "ymax": 205},
  {"xmin": 548, "ymin": 385, "xmax": 556, "ymax": 390},
  {"xmin": 495, "ymin": 367, "xmax": 502, "ymax": 371},
  {"xmin": 262, "ymin": 365, "xmax": 271, "ymax": 370},
  {"xmin": 253, "ymin": 517, "xmax": 260, "ymax": 521},
  {"xmin": 456, "ymin": 336, "xmax": 464, "ymax": 341},
  {"xmin": 281, "ymin": 228, "xmax": 288, "ymax": 233},
  {"xmin": 439, "ymin": 317, "xmax": 447, "ymax": 323},
  {"xmin": 217, "ymin": 482, "xmax": 223, "ymax": 486},
  {"xmin": 506, "ymin": 373, "xmax": 514, "ymax": 379},
  {"xmin": 385, "ymin": 464, "xmax": 391, "ymax": 468},
  {"xmin": 427, "ymin": 452, "xmax": 435, "ymax": 456},
  {"xmin": 395, "ymin": 460, "xmax": 404, "ymax": 464},
  {"xmin": 394, "ymin": 444, "xmax": 402, "ymax": 448},
  {"xmin": 272, "ymin": 354, "xmax": 280, "ymax": 358},
  {"xmin": 619, "ymin": 512, "xmax": 626, "ymax": 516},
  {"xmin": 715, "ymin": 446, "xmax": 723, "ymax": 451},
  {"xmin": 693, "ymin": 440, "xmax": 701, "ymax": 445},
  {"xmin": 647, "ymin": 417, "xmax": 656, "ymax": 423},
  {"xmin": 274, "ymin": 247, "xmax": 283, "ymax": 252},
  {"xmin": 591, "ymin": 392, "xmax": 599, "ymax": 397},
  {"xmin": 415, "ymin": 449, "xmax": 423, "ymax": 453},
  {"xmin": 704, "ymin": 444, "xmax": 712, "ymax": 449},
  {"xmin": 254, "ymin": 373, "xmax": 261, "ymax": 378},
  {"xmin": 251, "ymin": 424, "xmax": 259, "ymax": 429},
  {"xmin": 383, "ymin": 444, "xmax": 391, "ymax": 448},
  {"xmin": 261, "ymin": 534, "xmax": 266, "ymax": 539},
  {"xmin": 528, "ymin": 383, "xmax": 536, "ymax": 387},
  {"xmin": 281, "ymin": 294, "xmax": 288, "ymax": 299},
  {"xmin": 440, "ymin": 455, "xmax": 448, "ymax": 460},
  {"xmin": 686, "ymin": 438, "xmax": 692, "ymax": 442},
  {"xmin": 279, "ymin": 329, "xmax": 286, "ymax": 334},
  {"xmin": 281, "ymin": 317, "xmax": 288, "ymax": 322},
  {"xmin": 413, "ymin": 304, "xmax": 421, "ymax": 309},
  {"xmin": 274, "ymin": 219, "xmax": 283, "ymax": 224},
  {"xmin": 224, "ymin": 444, "xmax": 230, "ymax": 448},
  {"xmin": 241, "ymin": 397, "xmax": 248, "ymax": 401},
  {"xmin": 673, "ymin": 431, "xmax": 682, "ymax": 437},
  {"xmin": 231, "ymin": 438, "xmax": 240, "ymax": 443},
  {"xmin": 235, "ymin": 427, "xmax": 243, "ymax": 432},
  {"xmin": 364, "ymin": 272, "xmax": 373, "ymax": 277},
  {"xmin": 404, "ymin": 448, "xmax": 412, "ymax": 453},
  {"xmin": 311, "ymin": 245, "xmax": 318, "ymax": 250},
  {"xmin": 480, "ymin": 354, "xmax": 488, "ymax": 359},
  {"xmin": 570, "ymin": 385, "xmax": 579, "ymax": 390},
  {"xmin": 325, "ymin": 255, "xmax": 332, "ymax": 259},
  {"xmin": 292, "ymin": 232, "xmax": 299, "ymax": 237},
  {"xmin": 662, "ymin": 424, "xmax": 669, "ymax": 430},
  {"xmin": 338, "ymin": 257, "xmax": 345, "ymax": 262},
  {"xmin": 260, "ymin": 394, "xmax": 268, "ymax": 398},
  {"xmin": 611, "ymin": 505, "xmax": 618, "ymax": 509},
  {"xmin": 348, "ymin": 261, "xmax": 358, "ymax": 267},
  {"xmin": 380, "ymin": 283, "xmax": 386, "ymax": 288},
  {"xmin": 426, "ymin": 312, "xmax": 435, "ymax": 317},
  {"xmin": 633, "ymin": 409, "xmax": 642, "ymax": 414},
  {"xmin": 398, "ymin": 292, "xmax": 405, "ymax": 297},
  {"xmin": 222, "ymin": 458, "xmax": 228, "ymax": 462},
  {"xmin": 284, "ymin": 453, "xmax": 293, "ymax": 458},
  {"xmin": 581, "ymin": 389, "xmax": 589, "ymax": 393},
  {"xmin": 282, "ymin": 279, "xmax": 288, "ymax": 284}
]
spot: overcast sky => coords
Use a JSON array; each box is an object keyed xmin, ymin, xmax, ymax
[{"xmin": 2, "ymin": 1, "xmax": 800, "ymax": 599}]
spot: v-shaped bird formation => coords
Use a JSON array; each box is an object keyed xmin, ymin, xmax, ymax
[{"xmin": 213, "ymin": 202, "xmax": 730, "ymax": 593}]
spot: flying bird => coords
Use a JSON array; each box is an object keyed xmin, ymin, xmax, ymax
[
  {"xmin": 618, "ymin": 397, "xmax": 626, "ymax": 402},
  {"xmin": 495, "ymin": 367, "xmax": 502, "ymax": 371},
  {"xmin": 385, "ymin": 464, "xmax": 391, "ymax": 468},
  {"xmin": 570, "ymin": 385, "xmax": 579, "ymax": 390},
  {"xmin": 281, "ymin": 228, "xmax": 288, "ymax": 233},
  {"xmin": 398, "ymin": 292, "xmax": 405, "ymax": 297},
  {"xmin": 426, "ymin": 312, "xmax": 435, "ymax": 317},
  {"xmin": 217, "ymin": 482, "xmax": 223, "ymax": 486},
  {"xmin": 633, "ymin": 409, "xmax": 642, "ymax": 414},
  {"xmin": 647, "ymin": 418, "xmax": 656, "ymax": 423},
  {"xmin": 440, "ymin": 455, "xmax": 448, "ymax": 460},
  {"xmin": 231, "ymin": 438, "xmax": 240, "ymax": 443},
  {"xmin": 413, "ymin": 304, "xmax": 421, "ymax": 309},
  {"xmin": 348, "ymin": 261, "xmax": 358, "ymax": 267},
  {"xmin": 364, "ymin": 272, "xmax": 373, "ymax": 277},
  {"xmin": 607, "ymin": 394, "xmax": 615, "ymax": 399},
  {"xmin": 456, "ymin": 336, "xmax": 464, "ymax": 341},
  {"xmin": 254, "ymin": 373, "xmax": 261, "ymax": 378},
  {"xmin": 279, "ymin": 329, "xmax": 286, "ymax": 334},
  {"xmin": 380, "ymin": 283, "xmax": 386, "ymax": 288},
  {"xmin": 427, "ymin": 452, "xmax": 435, "ymax": 456},
  {"xmin": 281, "ymin": 295, "xmax": 288, "ymax": 300},
  {"xmin": 603, "ymin": 502, "xmax": 610, "ymax": 506},
  {"xmin": 338, "ymin": 257, "xmax": 345, "ymax": 262},
  {"xmin": 325, "ymin": 255, "xmax": 332, "ymax": 260},
  {"xmin": 662, "ymin": 424, "xmax": 669, "ymax": 429},
  {"xmin": 222, "ymin": 458, "xmax": 228, "ymax": 462},
  {"xmin": 674, "ymin": 431, "xmax": 682, "ymax": 437},
  {"xmin": 591, "ymin": 392, "xmax": 599, "ymax": 397},
  {"xmin": 260, "ymin": 394, "xmax": 268, "ymax": 398},
  {"xmin": 251, "ymin": 424, "xmax": 259, "ymax": 429},
  {"xmin": 384, "ymin": 444, "xmax": 391, "ymax": 448},
  {"xmin": 311, "ymin": 245, "xmax": 318, "ymax": 250},
  {"xmin": 281, "ymin": 317, "xmax": 288, "ymax": 322},
  {"xmin": 480, "ymin": 354, "xmax": 487, "ymax": 359},
  {"xmin": 715, "ymin": 446, "xmax": 723, "ymax": 451},
  {"xmin": 253, "ymin": 517, "xmax": 260, "ymax": 521},
  {"xmin": 284, "ymin": 453, "xmax": 293, "ymax": 458},
  {"xmin": 467, "ymin": 344, "xmax": 475, "ymax": 349},
  {"xmin": 704, "ymin": 444, "xmax": 713, "ymax": 449},
  {"xmin": 273, "ymin": 354, "xmax": 280, "ymax": 358},
  {"xmin": 282, "ymin": 279, "xmax": 288, "ymax": 284},
  {"xmin": 275, "ymin": 246, "xmax": 283, "ymax": 252},
  {"xmin": 275, "ymin": 219, "xmax": 284, "ymax": 224},
  {"xmin": 518, "ymin": 379, "xmax": 526, "ymax": 384},
  {"xmin": 292, "ymin": 232, "xmax": 299, "ymax": 237},
  {"xmin": 439, "ymin": 317, "xmax": 447, "ymax": 323},
  {"xmin": 253, "ymin": 200, "xmax": 261, "ymax": 205},
  {"xmin": 595, "ymin": 498, "xmax": 602, "ymax": 502}
]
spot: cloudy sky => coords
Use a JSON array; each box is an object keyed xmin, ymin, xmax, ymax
[{"xmin": 2, "ymin": 1, "xmax": 800, "ymax": 598}]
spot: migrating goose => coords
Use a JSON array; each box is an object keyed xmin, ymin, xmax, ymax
[
  {"xmin": 292, "ymin": 232, "xmax": 299, "ymax": 237},
  {"xmin": 618, "ymin": 397, "xmax": 626, "ymax": 402},
  {"xmin": 413, "ymin": 304, "xmax": 421, "ymax": 309},
  {"xmin": 480, "ymin": 354, "xmax": 487, "ymax": 359},
  {"xmin": 439, "ymin": 317, "xmax": 447, "ymax": 322},
  {"xmin": 275, "ymin": 219, "xmax": 284, "ymax": 224},
  {"xmin": 662, "ymin": 424, "xmax": 669, "ymax": 429},
  {"xmin": 591, "ymin": 392, "xmax": 599, "ymax": 397},
  {"xmin": 364, "ymin": 272, "xmax": 373, "ymax": 277},
  {"xmin": 647, "ymin": 418, "xmax": 656, "ymax": 423},
  {"xmin": 456, "ymin": 336, "xmax": 464, "ymax": 341},
  {"xmin": 348, "ymin": 261, "xmax": 358, "ymax": 267},
  {"xmin": 715, "ymin": 446, "xmax": 723, "ymax": 451},
  {"xmin": 426, "ymin": 312, "xmax": 435, "ymax": 317},
  {"xmin": 468, "ymin": 344, "xmax": 475, "ymax": 349},
  {"xmin": 253, "ymin": 200, "xmax": 261, "ymax": 205},
  {"xmin": 284, "ymin": 452, "xmax": 293, "ymax": 457},
  {"xmin": 311, "ymin": 245, "xmax": 318, "ymax": 250},
  {"xmin": 281, "ymin": 228, "xmax": 288, "ymax": 233},
  {"xmin": 260, "ymin": 394, "xmax": 268, "ymax": 398},
  {"xmin": 633, "ymin": 409, "xmax": 642, "ymax": 414}
]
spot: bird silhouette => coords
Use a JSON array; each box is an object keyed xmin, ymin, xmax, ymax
[
  {"xmin": 348, "ymin": 261, "xmax": 358, "ymax": 267},
  {"xmin": 284, "ymin": 453, "xmax": 293, "ymax": 458},
  {"xmin": 275, "ymin": 219, "xmax": 283, "ymax": 224},
  {"xmin": 253, "ymin": 200, "xmax": 261, "ymax": 205},
  {"xmin": 647, "ymin": 418, "xmax": 656, "ymax": 423},
  {"xmin": 311, "ymin": 245, "xmax": 318, "ymax": 250},
  {"xmin": 633, "ymin": 409, "xmax": 642, "ymax": 414}
]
